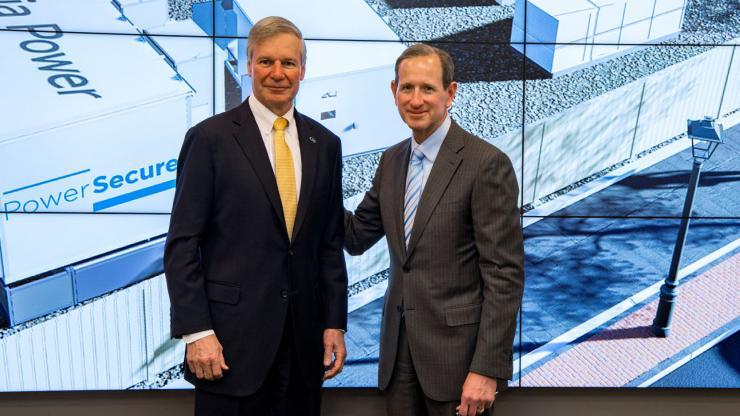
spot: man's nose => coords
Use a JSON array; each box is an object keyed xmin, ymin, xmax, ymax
[
  {"xmin": 409, "ymin": 90, "xmax": 423, "ymax": 106},
  {"xmin": 270, "ymin": 62, "xmax": 285, "ymax": 79}
]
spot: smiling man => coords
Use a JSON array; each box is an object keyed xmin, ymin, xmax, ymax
[
  {"xmin": 165, "ymin": 16, "xmax": 347, "ymax": 416},
  {"xmin": 344, "ymin": 44, "xmax": 524, "ymax": 416}
]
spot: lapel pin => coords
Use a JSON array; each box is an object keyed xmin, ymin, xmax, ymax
[{"xmin": 309, "ymin": 137, "xmax": 316, "ymax": 144}]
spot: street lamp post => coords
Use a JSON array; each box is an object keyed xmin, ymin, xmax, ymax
[{"xmin": 652, "ymin": 117, "xmax": 725, "ymax": 337}]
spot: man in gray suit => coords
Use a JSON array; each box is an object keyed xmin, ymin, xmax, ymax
[{"xmin": 344, "ymin": 44, "xmax": 524, "ymax": 416}]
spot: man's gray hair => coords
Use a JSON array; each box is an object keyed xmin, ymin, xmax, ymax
[
  {"xmin": 394, "ymin": 44, "xmax": 455, "ymax": 88},
  {"xmin": 247, "ymin": 16, "xmax": 307, "ymax": 65}
]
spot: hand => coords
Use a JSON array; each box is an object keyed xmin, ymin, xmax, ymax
[
  {"xmin": 456, "ymin": 372, "xmax": 496, "ymax": 416},
  {"xmin": 186, "ymin": 334, "xmax": 229, "ymax": 381},
  {"xmin": 322, "ymin": 329, "xmax": 347, "ymax": 380}
]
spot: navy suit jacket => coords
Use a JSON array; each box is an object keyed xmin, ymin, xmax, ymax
[{"xmin": 164, "ymin": 99, "xmax": 347, "ymax": 396}]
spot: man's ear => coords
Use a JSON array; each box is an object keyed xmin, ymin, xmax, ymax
[
  {"xmin": 446, "ymin": 81, "xmax": 458, "ymax": 108},
  {"xmin": 390, "ymin": 80, "xmax": 397, "ymax": 100}
]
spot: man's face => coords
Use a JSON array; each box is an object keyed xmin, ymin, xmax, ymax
[
  {"xmin": 247, "ymin": 33, "xmax": 305, "ymax": 116},
  {"xmin": 391, "ymin": 54, "xmax": 457, "ymax": 142}
]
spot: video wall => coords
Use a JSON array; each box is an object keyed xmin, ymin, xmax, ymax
[{"xmin": 0, "ymin": 0, "xmax": 738, "ymax": 391}]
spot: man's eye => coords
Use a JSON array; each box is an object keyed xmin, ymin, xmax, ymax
[
  {"xmin": 283, "ymin": 61, "xmax": 297, "ymax": 68},
  {"xmin": 258, "ymin": 59, "xmax": 271, "ymax": 66}
]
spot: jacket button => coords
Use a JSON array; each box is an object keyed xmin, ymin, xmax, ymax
[
  {"xmin": 289, "ymin": 249, "xmax": 294, "ymax": 256},
  {"xmin": 402, "ymin": 265, "xmax": 410, "ymax": 273},
  {"xmin": 280, "ymin": 290, "xmax": 288, "ymax": 299}
]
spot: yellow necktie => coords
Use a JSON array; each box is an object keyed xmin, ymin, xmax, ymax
[{"xmin": 273, "ymin": 117, "xmax": 297, "ymax": 240}]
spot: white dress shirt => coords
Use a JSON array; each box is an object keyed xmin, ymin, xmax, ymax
[
  {"xmin": 248, "ymin": 95, "xmax": 302, "ymax": 195},
  {"xmin": 182, "ymin": 96, "xmax": 303, "ymax": 345},
  {"xmin": 409, "ymin": 114, "xmax": 451, "ymax": 192}
]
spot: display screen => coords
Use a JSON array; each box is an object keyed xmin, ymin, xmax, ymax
[{"xmin": 0, "ymin": 0, "xmax": 738, "ymax": 391}]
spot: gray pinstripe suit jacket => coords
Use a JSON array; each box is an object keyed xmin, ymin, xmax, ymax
[{"xmin": 345, "ymin": 120, "xmax": 524, "ymax": 401}]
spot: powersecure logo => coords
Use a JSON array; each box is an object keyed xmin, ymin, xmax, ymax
[{"xmin": 2, "ymin": 159, "xmax": 177, "ymax": 220}]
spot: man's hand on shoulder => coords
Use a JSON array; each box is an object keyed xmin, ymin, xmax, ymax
[
  {"xmin": 186, "ymin": 334, "xmax": 229, "ymax": 381},
  {"xmin": 457, "ymin": 372, "xmax": 497, "ymax": 416},
  {"xmin": 322, "ymin": 328, "xmax": 347, "ymax": 380}
]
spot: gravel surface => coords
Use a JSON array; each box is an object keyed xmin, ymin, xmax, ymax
[
  {"xmin": 366, "ymin": 0, "xmax": 738, "ymax": 43},
  {"xmin": 364, "ymin": 0, "xmax": 739, "ymax": 136},
  {"xmin": 348, "ymin": 269, "xmax": 389, "ymax": 297},
  {"xmin": 682, "ymin": 0, "xmax": 740, "ymax": 43},
  {"xmin": 520, "ymin": 43, "xmax": 717, "ymax": 126},
  {"xmin": 169, "ymin": 0, "xmax": 739, "ymax": 44},
  {"xmin": 169, "ymin": 0, "xmax": 206, "ymax": 21},
  {"xmin": 365, "ymin": 0, "xmax": 514, "ymax": 43},
  {"xmin": 342, "ymin": 152, "xmax": 382, "ymax": 199},
  {"xmin": 168, "ymin": 0, "xmax": 738, "ymax": 144},
  {"xmin": 129, "ymin": 364, "xmax": 185, "ymax": 389}
]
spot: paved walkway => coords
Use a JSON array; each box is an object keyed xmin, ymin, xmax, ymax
[
  {"xmin": 520, "ymin": 252, "xmax": 740, "ymax": 386},
  {"xmin": 520, "ymin": 124, "xmax": 740, "ymax": 357}
]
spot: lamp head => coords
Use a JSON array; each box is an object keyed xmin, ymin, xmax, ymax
[
  {"xmin": 687, "ymin": 117, "xmax": 724, "ymax": 162},
  {"xmin": 687, "ymin": 117, "xmax": 724, "ymax": 143}
]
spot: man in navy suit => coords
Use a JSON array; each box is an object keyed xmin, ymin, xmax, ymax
[{"xmin": 164, "ymin": 16, "xmax": 348, "ymax": 416}]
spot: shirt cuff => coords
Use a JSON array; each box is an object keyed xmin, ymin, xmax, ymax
[{"xmin": 182, "ymin": 329, "xmax": 215, "ymax": 344}]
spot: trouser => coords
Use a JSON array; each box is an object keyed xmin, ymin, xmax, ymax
[
  {"xmin": 385, "ymin": 320, "xmax": 491, "ymax": 416},
  {"xmin": 194, "ymin": 314, "xmax": 321, "ymax": 416}
]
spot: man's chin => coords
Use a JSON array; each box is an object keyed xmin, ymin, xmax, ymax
[
  {"xmin": 265, "ymin": 92, "xmax": 291, "ymax": 101},
  {"xmin": 259, "ymin": 97, "xmax": 294, "ymax": 114},
  {"xmin": 266, "ymin": 88, "xmax": 290, "ymax": 94},
  {"xmin": 405, "ymin": 120, "xmax": 429, "ymax": 132}
]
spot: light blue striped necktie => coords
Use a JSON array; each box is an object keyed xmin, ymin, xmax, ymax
[{"xmin": 404, "ymin": 148, "xmax": 425, "ymax": 246}]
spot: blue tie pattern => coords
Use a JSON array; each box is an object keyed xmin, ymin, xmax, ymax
[{"xmin": 404, "ymin": 149, "xmax": 425, "ymax": 246}]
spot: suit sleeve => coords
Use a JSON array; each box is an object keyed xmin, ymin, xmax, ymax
[
  {"xmin": 469, "ymin": 151, "xmax": 525, "ymax": 380},
  {"xmin": 164, "ymin": 125, "xmax": 215, "ymax": 338},
  {"xmin": 319, "ymin": 140, "xmax": 349, "ymax": 331},
  {"xmin": 344, "ymin": 153, "xmax": 386, "ymax": 255}
]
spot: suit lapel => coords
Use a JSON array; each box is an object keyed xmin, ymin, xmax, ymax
[
  {"xmin": 231, "ymin": 101, "xmax": 288, "ymax": 239},
  {"xmin": 405, "ymin": 122, "xmax": 464, "ymax": 259},
  {"xmin": 292, "ymin": 111, "xmax": 317, "ymax": 241},
  {"xmin": 393, "ymin": 140, "xmax": 412, "ymax": 259}
]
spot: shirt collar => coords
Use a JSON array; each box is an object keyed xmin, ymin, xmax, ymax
[
  {"xmin": 410, "ymin": 114, "xmax": 451, "ymax": 164},
  {"xmin": 248, "ymin": 95, "xmax": 296, "ymax": 133}
]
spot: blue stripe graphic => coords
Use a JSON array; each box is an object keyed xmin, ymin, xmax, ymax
[
  {"xmin": 3, "ymin": 169, "xmax": 91, "ymax": 195},
  {"xmin": 93, "ymin": 179, "xmax": 176, "ymax": 212}
]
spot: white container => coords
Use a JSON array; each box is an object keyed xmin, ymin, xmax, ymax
[
  {"xmin": 511, "ymin": 0, "xmax": 597, "ymax": 73},
  {"xmin": 147, "ymin": 19, "xmax": 227, "ymax": 123},
  {"xmin": 512, "ymin": 0, "xmax": 597, "ymax": 45},
  {"xmin": 0, "ymin": 0, "xmax": 153, "ymax": 35},
  {"xmin": 0, "ymin": 274, "xmax": 182, "ymax": 391},
  {"xmin": 512, "ymin": 0, "xmax": 687, "ymax": 76},
  {"xmin": 114, "ymin": 0, "xmax": 169, "ymax": 30},
  {"xmin": 649, "ymin": 1, "xmax": 686, "ymax": 40},
  {"xmin": 297, "ymin": 40, "xmax": 410, "ymax": 156},
  {"xmin": 0, "ymin": 2, "xmax": 194, "ymax": 285}
]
